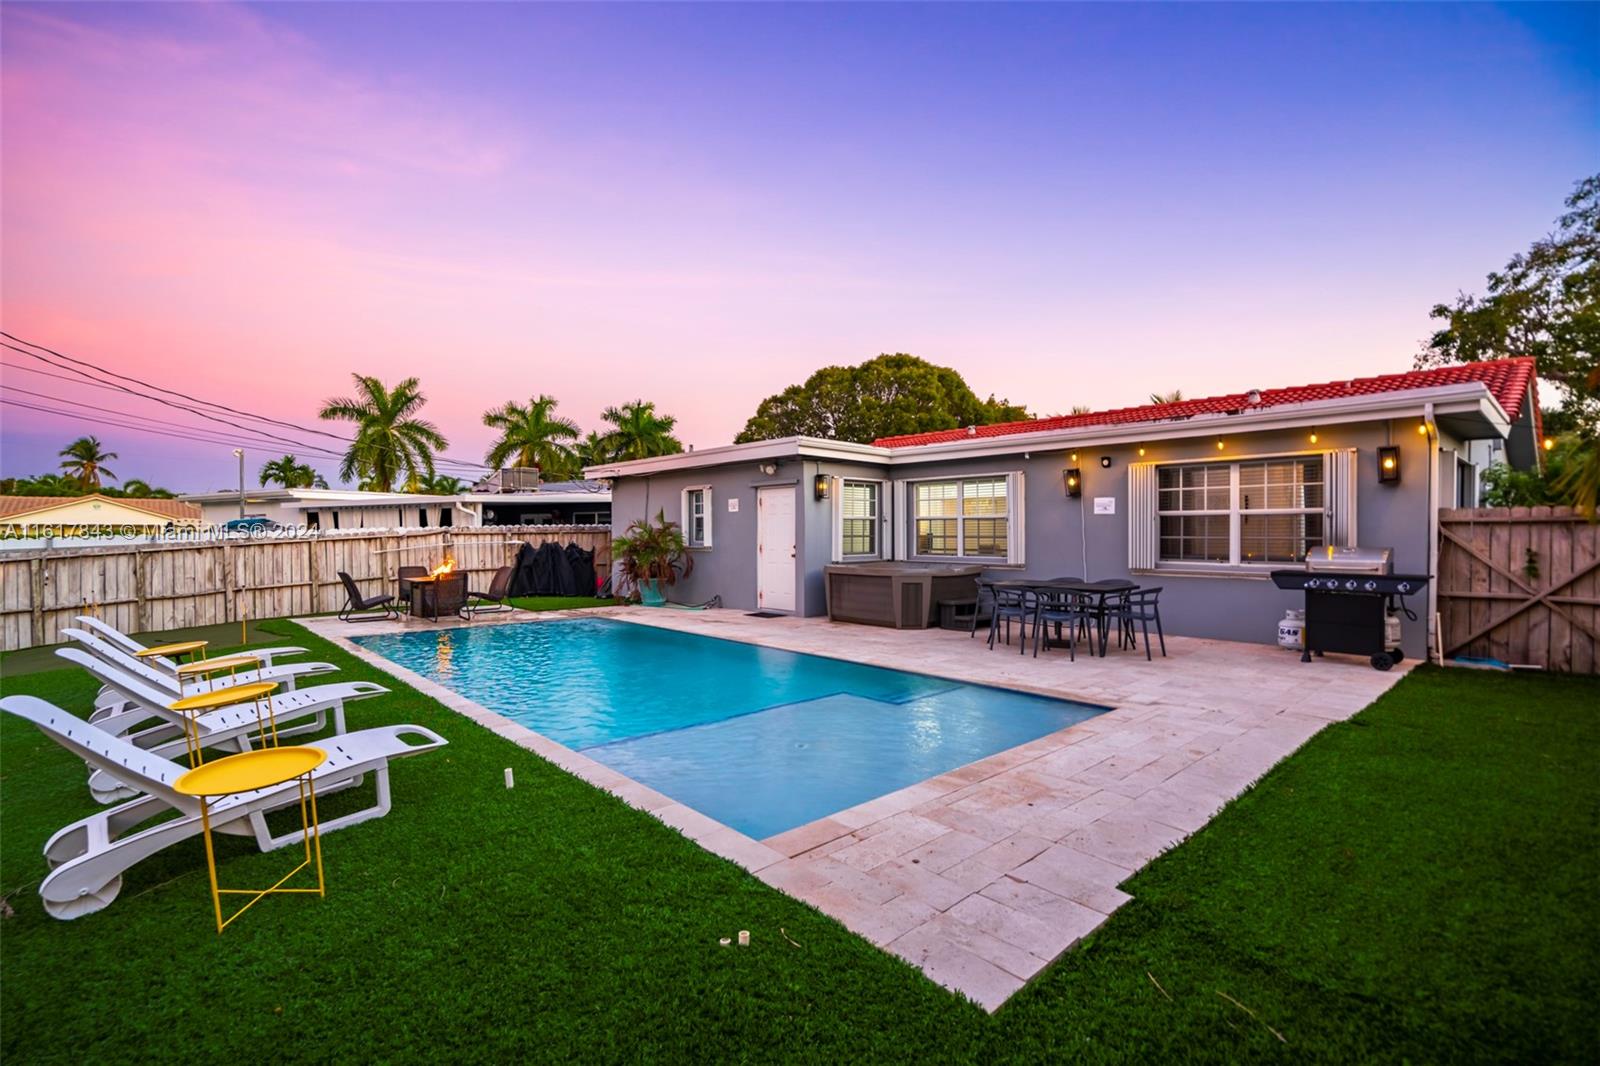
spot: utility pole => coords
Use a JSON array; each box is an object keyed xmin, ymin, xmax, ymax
[{"xmin": 234, "ymin": 449, "xmax": 245, "ymax": 519}]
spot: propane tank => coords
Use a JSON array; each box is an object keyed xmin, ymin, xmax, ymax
[
  {"xmin": 1384, "ymin": 609, "xmax": 1402, "ymax": 650},
  {"xmin": 1277, "ymin": 609, "xmax": 1305, "ymax": 650}
]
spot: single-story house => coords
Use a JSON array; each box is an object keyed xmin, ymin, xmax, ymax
[
  {"xmin": 586, "ymin": 358, "xmax": 1544, "ymax": 659},
  {"xmin": 181, "ymin": 480, "xmax": 612, "ymax": 531},
  {"xmin": 0, "ymin": 494, "xmax": 203, "ymax": 537}
]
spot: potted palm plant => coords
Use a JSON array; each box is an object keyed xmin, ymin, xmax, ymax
[{"xmin": 612, "ymin": 510, "xmax": 694, "ymax": 605}]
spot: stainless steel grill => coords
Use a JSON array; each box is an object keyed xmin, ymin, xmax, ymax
[{"xmin": 1303, "ymin": 546, "xmax": 1393, "ymax": 575}]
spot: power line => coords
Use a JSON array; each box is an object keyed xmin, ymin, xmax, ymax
[
  {"xmin": 0, "ymin": 396, "xmax": 347, "ymax": 455},
  {"xmin": 0, "ymin": 329, "xmax": 492, "ymax": 472}
]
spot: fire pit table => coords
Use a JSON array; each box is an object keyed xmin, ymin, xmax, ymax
[{"xmin": 409, "ymin": 572, "xmax": 468, "ymax": 621}]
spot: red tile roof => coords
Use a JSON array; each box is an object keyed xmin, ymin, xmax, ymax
[
  {"xmin": 874, "ymin": 358, "xmax": 1538, "ymax": 448},
  {"xmin": 0, "ymin": 494, "xmax": 202, "ymax": 523}
]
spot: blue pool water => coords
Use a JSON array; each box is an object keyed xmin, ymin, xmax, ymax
[{"xmin": 354, "ymin": 618, "xmax": 1104, "ymax": 839}]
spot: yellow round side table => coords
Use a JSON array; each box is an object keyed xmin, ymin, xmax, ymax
[
  {"xmin": 168, "ymin": 681, "xmax": 280, "ymax": 767},
  {"xmin": 174, "ymin": 653, "xmax": 262, "ymax": 696},
  {"xmin": 136, "ymin": 640, "xmax": 209, "ymax": 667},
  {"xmin": 175, "ymin": 746, "xmax": 328, "ymax": 934}
]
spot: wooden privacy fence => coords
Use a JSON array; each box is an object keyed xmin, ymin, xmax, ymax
[
  {"xmin": 1437, "ymin": 507, "xmax": 1599, "ymax": 674},
  {"xmin": 0, "ymin": 525, "xmax": 612, "ymax": 652}
]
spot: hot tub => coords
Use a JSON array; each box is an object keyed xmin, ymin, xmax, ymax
[{"xmin": 823, "ymin": 562, "xmax": 984, "ymax": 628}]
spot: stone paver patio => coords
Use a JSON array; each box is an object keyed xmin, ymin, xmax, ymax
[{"xmin": 303, "ymin": 605, "xmax": 1409, "ymax": 1010}]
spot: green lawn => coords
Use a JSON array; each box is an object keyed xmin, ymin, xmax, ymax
[
  {"xmin": 2, "ymin": 626, "xmax": 1595, "ymax": 1062},
  {"xmin": 508, "ymin": 595, "xmax": 617, "ymax": 612}
]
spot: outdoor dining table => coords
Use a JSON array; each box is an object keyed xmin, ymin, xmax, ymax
[{"xmin": 989, "ymin": 577, "xmax": 1139, "ymax": 657}]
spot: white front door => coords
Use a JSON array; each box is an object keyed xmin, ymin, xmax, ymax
[{"xmin": 756, "ymin": 486, "xmax": 797, "ymax": 612}]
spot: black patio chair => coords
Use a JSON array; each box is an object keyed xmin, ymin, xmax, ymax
[
  {"xmin": 397, "ymin": 565, "xmax": 427, "ymax": 615},
  {"xmin": 1032, "ymin": 588, "xmax": 1097, "ymax": 660},
  {"xmin": 460, "ymin": 565, "xmax": 515, "ymax": 619},
  {"xmin": 1107, "ymin": 587, "xmax": 1166, "ymax": 660},
  {"xmin": 987, "ymin": 586, "xmax": 1036, "ymax": 654},
  {"xmin": 968, "ymin": 580, "xmax": 996, "ymax": 638},
  {"xmin": 337, "ymin": 570, "xmax": 400, "ymax": 622}
]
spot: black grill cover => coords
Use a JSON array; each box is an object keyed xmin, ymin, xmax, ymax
[
  {"xmin": 565, "ymin": 542, "xmax": 597, "ymax": 596},
  {"xmin": 509, "ymin": 541, "xmax": 581, "ymax": 596}
]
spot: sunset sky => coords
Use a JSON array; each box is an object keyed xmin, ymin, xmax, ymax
[{"xmin": 2, "ymin": 1, "xmax": 1595, "ymax": 492}]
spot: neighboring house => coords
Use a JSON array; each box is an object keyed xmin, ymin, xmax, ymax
[
  {"xmin": 180, "ymin": 481, "xmax": 611, "ymax": 530},
  {"xmin": 587, "ymin": 358, "xmax": 1543, "ymax": 659},
  {"xmin": 0, "ymin": 494, "xmax": 202, "ymax": 536}
]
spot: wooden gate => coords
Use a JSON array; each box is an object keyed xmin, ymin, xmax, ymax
[{"xmin": 1437, "ymin": 507, "xmax": 1599, "ymax": 674}]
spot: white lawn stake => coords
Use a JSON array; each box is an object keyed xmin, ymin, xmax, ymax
[{"xmin": 504, "ymin": 767, "xmax": 515, "ymax": 789}]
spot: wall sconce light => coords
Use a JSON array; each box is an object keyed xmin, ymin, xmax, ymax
[
  {"xmin": 1308, "ymin": 429, "xmax": 1319, "ymax": 445},
  {"xmin": 1099, "ymin": 456, "xmax": 1112, "ymax": 469},
  {"xmin": 1378, "ymin": 445, "xmax": 1401, "ymax": 484},
  {"xmin": 813, "ymin": 473, "xmax": 830, "ymax": 501},
  {"xmin": 1064, "ymin": 468, "xmax": 1082, "ymax": 498}
]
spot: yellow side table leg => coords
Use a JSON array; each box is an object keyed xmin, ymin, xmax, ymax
[{"xmin": 198, "ymin": 798, "xmax": 225, "ymax": 934}]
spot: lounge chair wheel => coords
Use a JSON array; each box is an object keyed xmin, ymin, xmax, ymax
[{"xmin": 41, "ymin": 876, "xmax": 122, "ymax": 920}]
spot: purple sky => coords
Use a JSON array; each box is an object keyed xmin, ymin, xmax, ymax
[{"xmin": 2, "ymin": 2, "xmax": 1595, "ymax": 492}]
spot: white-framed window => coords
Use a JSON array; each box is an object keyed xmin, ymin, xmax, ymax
[
  {"xmin": 1155, "ymin": 456, "xmax": 1325, "ymax": 566},
  {"xmin": 904, "ymin": 473, "xmax": 1024, "ymax": 562},
  {"xmin": 835, "ymin": 479, "xmax": 884, "ymax": 560},
  {"xmin": 682, "ymin": 486, "xmax": 712, "ymax": 548}
]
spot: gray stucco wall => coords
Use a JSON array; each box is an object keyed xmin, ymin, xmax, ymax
[
  {"xmin": 609, "ymin": 417, "xmax": 1456, "ymax": 657},
  {"xmin": 887, "ymin": 418, "xmax": 1436, "ymax": 658}
]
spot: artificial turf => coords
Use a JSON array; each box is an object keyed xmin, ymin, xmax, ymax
[{"xmin": 1, "ymin": 625, "xmax": 1594, "ymax": 1063}]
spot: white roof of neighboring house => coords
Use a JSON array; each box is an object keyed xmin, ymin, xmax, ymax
[{"xmin": 181, "ymin": 481, "xmax": 611, "ymax": 509}]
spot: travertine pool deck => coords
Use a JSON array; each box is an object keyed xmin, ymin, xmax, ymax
[{"xmin": 302, "ymin": 605, "xmax": 1409, "ymax": 1011}]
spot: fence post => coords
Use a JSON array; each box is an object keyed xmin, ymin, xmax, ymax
[
  {"xmin": 29, "ymin": 557, "xmax": 45, "ymax": 647},
  {"xmin": 134, "ymin": 546, "xmax": 151, "ymax": 632},
  {"xmin": 220, "ymin": 542, "xmax": 235, "ymax": 626},
  {"xmin": 307, "ymin": 538, "xmax": 321, "ymax": 614}
]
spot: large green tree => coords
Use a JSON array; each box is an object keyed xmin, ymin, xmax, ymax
[
  {"xmin": 318, "ymin": 375, "xmax": 449, "ymax": 493},
  {"xmin": 1418, "ymin": 174, "xmax": 1598, "ymax": 434},
  {"xmin": 482, "ymin": 395, "xmax": 581, "ymax": 478},
  {"xmin": 58, "ymin": 436, "xmax": 118, "ymax": 489},
  {"xmin": 600, "ymin": 401, "xmax": 684, "ymax": 461},
  {"xmin": 733, "ymin": 354, "xmax": 1030, "ymax": 444},
  {"xmin": 575, "ymin": 430, "xmax": 615, "ymax": 471}
]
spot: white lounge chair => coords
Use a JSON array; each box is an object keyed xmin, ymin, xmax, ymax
[
  {"xmin": 64, "ymin": 628, "xmax": 337, "ymax": 721},
  {"xmin": 1, "ymin": 694, "xmax": 446, "ymax": 920},
  {"xmin": 56, "ymin": 647, "xmax": 388, "ymax": 802},
  {"xmin": 71, "ymin": 616, "xmax": 324, "ymax": 715}
]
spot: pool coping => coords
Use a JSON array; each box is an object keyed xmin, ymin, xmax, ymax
[{"xmin": 297, "ymin": 606, "xmax": 1410, "ymax": 1011}]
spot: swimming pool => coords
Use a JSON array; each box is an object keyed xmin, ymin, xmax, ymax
[{"xmin": 354, "ymin": 618, "xmax": 1106, "ymax": 839}]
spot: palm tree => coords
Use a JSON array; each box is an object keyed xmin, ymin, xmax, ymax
[
  {"xmin": 413, "ymin": 472, "xmax": 465, "ymax": 494},
  {"xmin": 599, "ymin": 401, "xmax": 684, "ymax": 461},
  {"xmin": 576, "ymin": 430, "xmax": 614, "ymax": 470},
  {"xmin": 318, "ymin": 375, "xmax": 448, "ymax": 493},
  {"xmin": 58, "ymin": 436, "xmax": 118, "ymax": 490},
  {"xmin": 119, "ymin": 479, "xmax": 175, "ymax": 499},
  {"xmin": 482, "ymin": 395, "xmax": 580, "ymax": 478},
  {"xmin": 1148, "ymin": 390, "xmax": 1184, "ymax": 405},
  {"xmin": 258, "ymin": 454, "xmax": 321, "ymax": 489}
]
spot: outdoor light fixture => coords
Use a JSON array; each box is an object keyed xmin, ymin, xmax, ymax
[
  {"xmin": 1099, "ymin": 456, "xmax": 1112, "ymax": 469},
  {"xmin": 1138, "ymin": 445, "xmax": 1147, "ymax": 457},
  {"xmin": 1216, "ymin": 439, "xmax": 1225, "ymax": 451},
  {"xmin": 1417, "ymin": 421, "xmax": 1430, "ymax": 437},
  {"xmin": 759, "ymin": 462, "xmax": 778, "ymax": 476},
  {"xmin": 1378, "ymin": 445, "xmax": 1401, "ymax": 484},
  {"xmin": 813, "ymin": 473, "xmax": 830, "ymax": 500},
  {"xmin": 1069, "ymin": 452, "xmax": 1079, "ymax": 463},
  {"xmin": 1064, "ymin": 468, "xmax": 1083, "ymax": 497},
  {"xmin": 1309, "ymin": 430, "xmax": 1319, "ymax": 445},
  {"xmin": 1543, "ymin": 437, "xmax": 1556, "ymax": 452}
]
